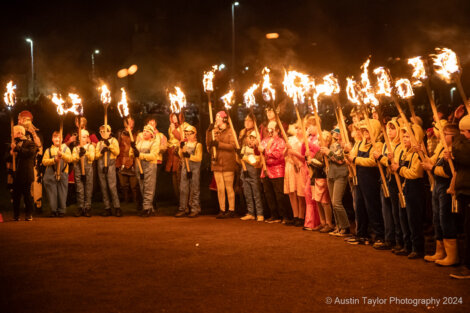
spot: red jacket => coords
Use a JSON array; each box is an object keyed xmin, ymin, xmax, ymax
[{"xmin": 260, "ymin": 136, "xmax": 286, "ymax": 179}]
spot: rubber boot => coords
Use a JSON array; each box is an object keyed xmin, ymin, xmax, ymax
[
  {"xmin": 435, "ymin": 239, "xmax": 459, "ymax": 266},
  {"xmin": 424, "ymin": 240, "xmax": 445, "ymax": 262}
]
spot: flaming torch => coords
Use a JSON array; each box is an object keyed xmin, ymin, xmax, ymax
[
  {"xmin": 4, "ymin": 81, "xmax": 17, "ymax": 172},
  {"xmin": 51, "ymin": 93, "xmax": 66, "ymax": 180},
  {"xmin": 67, "ymin": 93, "xmax": 86, "ymax": 176},
  {"xmin": 117, "ymin": 88, "xmax": 143, "ymax": 176},
  {"xmin": 221, "ymin": 90, "xmax": 246, "ymax": 171},
  {"xmin": 168, "ymin": 87, "xmax": 190, "ymax": 173},
  {"xmin": 262, "ymin": 67, "xmax": 288, "ymax": 142},
  {"xmin": 431, "ymin": 47, "xmax": 469, "ymax": 112},
  {"xmin": 408, "ymin": 56, "xmax": 457, "ymax": 210},
  {"xmin": 203, "ymin": 65, "xmax": 218, "ymax": 160},
  {"xmin": 244, "ymin": 83, "xmax": 267, "ymax": 174},
  {"xmin": 100, "ymin": 84, "xmax": 112, "ymax": 168},
  {"xmin": 375, "ymin": 67, "xmax": 435, "ymax": 189}
]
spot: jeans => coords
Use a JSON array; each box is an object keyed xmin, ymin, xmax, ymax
[
  {"xmin": 179, "ymin": 161, "xmax": 201, "ymax": 213},
  {"xmin": 74, "ymin": 162, "xmax": 93, "ymax": 210},
  {"xmin": 241, "ymin": 164, "xmax": 263, "ymax": 217},
  {"xmin": 401, "ymin": 178, "xmax": 425, "ymax": 253},
  {"xmin": 327, "ymin": 176, "xmax": 350, "ymax": 230},
  {"xmin": 136, "ymin": 161, "xmax": 157, "ymax": 212},
  {"xmin": 97, "ymin": 158, "xmax": 120, "ymax": 210},
  {"xmin": 432, "ymin": 177, "xmax": 458, "ymax": 240},
  {"xmin": 387, "ymin": 179, "xmax": 403, "ymax": 245},
  {"xmin": 43, "ymin": 168, "xmax": 68, "ymax": 214}
]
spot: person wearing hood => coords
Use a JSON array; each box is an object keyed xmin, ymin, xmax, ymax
[
  {"xmin": 206, "ymin": 111, "xmax": 238, "ymax": 218},
  {"xmin": 166, "ymin": 113, "xmax": 189, "ymax": 199},
  {"xmin": 42, "ymin": 131, "xmax": 73, "ymax": 217},
  {"xmin": 10, "ymin": 125, "xmax": 38, "ymax": 221},
  {"xmin": 422, "ymin": 121, "xmax": 460, "ymax": 266},
  {"xmin": 239, "ymin": 115, "xmax": 264, "ymax": 222},
  {"xmin": 373, "ymin": 117, "xmax": 404, "ymax": 251},
  {"xmin": 449, "ymin": 115, "xmax": 470, "ymax": 279},
  {"xmin": 175, "ymin": 124, "xmax": 202, "ymax": 218},
  {"xmin": 391, "ymin": 125, "xmax": 425, "ymax": 259},
  {"xmin": 71, "ymin": 129, "xmax": 95, "ymax": 217},
  {"xmin": 95, "ymin": 125, "xmax": 121, "ymax": 217},
  {"xmin": 347, "ymin": 119, "xmax": 385, "ymax": 247},
  {"xmin": 130, "ymin": 124, "xmax": 160, "ymax": 217}
]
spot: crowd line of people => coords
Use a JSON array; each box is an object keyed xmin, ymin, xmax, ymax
[{"xmin": 6, "ymin": 102, "xmax": 470, "ymax": 279}]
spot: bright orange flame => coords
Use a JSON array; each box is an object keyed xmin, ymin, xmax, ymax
[
  {"xmin": 346, "ymin": 77, "xmax": 361, "ymax": 105},
  {"xmin": 67, "ymin": 93, "xmax": 83, "ymax": 115},
  {"xmin": 262, "ymin": 67, "xmax": 275, "ymax": 102},
  {"xmin": 221, "ymin": 90, "xmax": 235, "ymax": 110},
  {"xmin": 244, "ymin": 84, "xmax": 259, "ymax": 108},
  {"xmin": 52, "ymin": 93, "xmax": 66, "ymax": 115},
  {"xmin": 317, "ymin": 73, "xmax": 340, "ymax": 96},
  {"xmin": 360, "ymin": 59, "xmax": 379, "ymax": 106},
  {"xmin": 408, "ymin": 56, "xmax": 427, "ymax": 87},
  {"xmin": 100, "ymin": 84, "xmax": 111, "ymax": 105},
  {"xmin": 4, "ymin": 81, "xmax": 16, "ymax": 108},
  {"xmin": 395, "ymin": 78, "xmax": 414, "ymax": 99},
  {"xmin": 117, "ymin": 88, "xmax": 129, "ymax": 118},
  {"xmin": 169, "ymin": 87, "xmax": 187, "ymax": 114},
  {"xmin": 283, "ymin": 70, "xmax": 310, "ymax": 106},
  {"xmin": 431, "ymin": 47, "xmax": 460, "ymax": 83},
  {"xmin": 373, "ymin": 67, "xmax": 392, "ymax": 97},
  {"xmin": 203, "ymin": 65, "xmax": 217, "ymax": 92}
]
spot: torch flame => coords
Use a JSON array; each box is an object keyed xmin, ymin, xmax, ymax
[
  {"xmin": 52, "ymin": 93, "xmax": 66, "ymax": 115},
  {"xmin": 395, "ymin": 78, "xmax": 414, "ymax": 99},
  {"xmin": 203, "ymin": 65, "xmax": 217, "ymax": 92},
  {"xmin": 221, "ymin": 90, "xmax": 235, "ymax": 110},
  {"xmin": 359, "ymin": 59, "xmax": 379, "ymax": 106},
  {"xmin": 317, "ymin": 73, "xmax": 340, "ymax": 96},
  {"xmin": 373, "ymin": 67, "xmax": 392, "ymax": 97},
  {"xmin": 4, "ymin": 81, "xmax": 16, "ymax": 108},
  {"xmin": 431, "ymin": 47, "xmax": 461, "ymax": 83},
  {"xmin": 262, "ymin": 67, "xmax": 275, "ymax": 102},
  {"xmin": 67, "ymin": 93, "xmax": 83, "ymax": 115},
  {"xmin": 283, "ymin": 70, "xmax": 310, "ymax": 106},
  {"xmin": 346, "ymin": 77, "xmax": 361, "ymax": 105},
  {"xmin": 408, "ymin": 56, "xmax": 427, "ymax": 87},
  {"xmin": 169, "ymin": 87, "xmax": 187, "ymax": 114},
  {"xmin": 117, "ymin": 88, "xmax": 129, "ymax": 118},
  {"xmin": 100, "ymin": 84, "xmax": 111, "ymax": 105},
  {"xmin": 244, "ymin": 84, "xmax": 259, "ymax": 108}
]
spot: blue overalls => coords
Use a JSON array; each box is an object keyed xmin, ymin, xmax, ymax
[{"xmin": 43, "ymin": 145, "xmax": 69, "ymax": 214}]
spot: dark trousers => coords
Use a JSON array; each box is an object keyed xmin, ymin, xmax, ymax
[
  {"xmin": 386, "ymin": 179, "xmax": 403, "ymax": 245},
  {"xmin": 13, "ymin": 182, "xmax": 34, "ymax": 219},
  {"xmin": 458, "ymin": 195, "xmax": 470, "ymax": 269},
  {"xmin": 401, "ymin": 179, "xmax": 425, "ymax": 253},
  {"xmin": 355, "ymin": 167, "xmax": 384, "ymax": 240},
  {"xmin": 262, "ymin": 176, "xmax": 291, "ymax": 220},
  {"xmin": 432, "ymin": 177, "xmax": 458, "ymax": 240}
]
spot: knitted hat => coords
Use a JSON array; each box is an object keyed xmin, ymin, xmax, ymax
[
  {"xmin": 184, "ymin": 124, "xmax": 196, "ymax": 133},
  {"xmin": 216, "ymin": 111, "xmax": 227, "ymax": 119},
  {"xmin": 143, "ymin": 125, "xmax": 156, "ymax": 136},
  {"xmin": 18, "ymin": 110, "xmax": 33, "ymax": 120},
  {"xmin": 459, "ymin": 115, "xmax": 470, "ymax": 131}
]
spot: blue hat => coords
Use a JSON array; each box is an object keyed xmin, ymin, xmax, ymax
[{"xmin": 331, "ymin": 127, "xmax": 340, "ymax": 134}]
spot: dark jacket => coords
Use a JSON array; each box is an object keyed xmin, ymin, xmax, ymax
[
  {"xmin": 452, "ymin": 134, "xmax": 470, "ymax": 196},
  {"xmin": 206, "ymin": 126, "xmax": 238, "ymax": 172},
  {"xmin": 14, "ymin": 138, "xmax": 38, "ymax": 185}
]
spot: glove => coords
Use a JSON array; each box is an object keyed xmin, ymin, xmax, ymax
[
  {"xmin": 180, "ymin": 141, "xmax": 185, "ymax": 148},
  {"xmin": 122, "ymin": 130, "xmax": 130, "ymax": 136},
  {"xmin": 80, "ymin": 174, "xmax": 86, "ymax": 182},
  {"xmin": 101, "ymin": 147, "xmax": 109, "ymax": 154},
  {"xmin": 186, "ymin": 171, "xmax": 193, "ymax": 179},
  {"xmin": 182, "ymin": 152, "xmax": 190, "ymax": 158},
  {"xmin": 133, "ymin": 148, "xmax": 140, "ymax": 158},
  {"xmin": 243, "ymin": 170, "xmax": 248, "ymax": 178},
  {"xmin": 79, "ymin": 147, "xmax": 86, "ymax": 157},
  {"xmin": 102, "ymin": 167, "xmax": 108, "ymax": 174},
  {"xmin": 104, "ymin": 139, "xmax": 110, "ymax": 146},
  {"xmin": 236, "ymin": 148, "xmax": 242, "ymax": 158},
  {"xmin": 130, "ymin": 141, "xmax": 136, "ymax": 149},
  {"xmin": 210, "ymin": 140, "xmax": 219, "ymax": 149}
]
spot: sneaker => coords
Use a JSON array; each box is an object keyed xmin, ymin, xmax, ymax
[
  {"xmin": 240, "ymin": 214, "xmax": 255, "ymax": 221},
  {"xmin": 347, "ymin": 237, "xmax": 367, "ymax": 245},
  {"xmin": 175, "ymin": 211, "xmax": 186, "ymax": 218},
  {"xmin": 395, "ymin": 248, "xmax": 411, "ymax": 256},
  {"xmin": 373, "ymin": 240, "xmax": 389, "ymax": 250},
  {"xmin": 302, "ymin": 226, "xmax": 313, "ymax": 231},
  {"xmin": 336, "ymin": 228, "xmax": 351, "ymax": 237},
  {"xmin": 266, "ymin": 218, "xmax": 281, "ymax": 224},
  {"xmin": 187, "ymin": 212, "xmax": 199, "ymax": 218},
  {"xmin": 312, "ymin": 224, "xmax": 325, "ymax": 231},
  {"xmin": 256, "ymin": 216, "xmax": 264, "ymax": 222},
  {"xmin": 216, "ymin": 211, "xmax": 226, "ymax": 219},
  {"xmin": 320, "ymin": 225, "xmax": 335, "ymax": 233},
  {"xmin": 25, "ymin": 216, "xmax": 33, "ymax": 221},
  {"xmin": 328, "ymin": 229, "xmax": 339, "ymax": 236},
  {"xmin": 391, "ymin": 244, "xmax": 403, "ymax": 254},
  {"xmin": 450, "ymin": 267, "xmax": 470, "ymax": 280}
]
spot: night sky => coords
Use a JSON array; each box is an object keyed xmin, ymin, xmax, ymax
[{"xmin": 1, "ymin": 0, "xmax": 470, "ymax": 151}]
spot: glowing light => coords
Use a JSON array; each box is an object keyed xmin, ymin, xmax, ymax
[
  {"xmin": 169, "ymin": 87, "xmax": 187, "ymax": 114},
  {"xmin": 100, "ymin": 84, "xmax": 111, "ymax": 105},
  {"xmin": 360, "ymin": 58, "xmax": 379, "ymax": 106},
  {"xmin": 203, "ymin": 65, "xmax": 217, "ymax": 92},
  {"xmin": 262, "ymin": 67, "xmax": 275, "ymax": 102},
  {"xmin": 67, "ymin": 93, "xmax": 83, "ymax": 115},
  {"xmin": 408, "ymin": 56, "xmax": 427, "ymax": 87},
  {"xmin": 244, "ymin": 84, "xmax": 259, "ymax": 108},
  {"xmin": 373, "ymin": 67, "xmax": 392, "ymax": 97},
  {"xmin": 117, "ymin": 88, "xmax": 129, "ymax": 118},
  {"xmin": 346, "ymin": 77, "xmax": 361, "ymax": 105},
  {"xmin": 431, "ymin": 47, "xmax": 460, "ymax": 83},
  {"xmin": 4, "ymin": 81, "xmax": 16, "ymax": 108},
  {"xmin": 52, "ymin": 93, "xmax": 66, "ymax": 116},
  {"xmin": 221, "ymin": 90, "xmax": 235, "ymax": 110},
  {"xmin": 395, "ymin": 78, "xmax": 414, "ymax": 99},
  {"xmin": 266, "ymin": 33, "xmax": 279, "ymax": 39},
  {"xmin": 283, "ymin": 70, "xmax": 310, "ymax": 106}
]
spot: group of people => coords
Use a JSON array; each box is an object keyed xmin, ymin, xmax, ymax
[{"xmin": 7, "ymin": 102, "xmax": 470, "ymax": 279}]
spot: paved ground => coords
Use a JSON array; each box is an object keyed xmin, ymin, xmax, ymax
[{"xmin": 1, "ymin": 214, "xmax": 469, "ymax": 313}]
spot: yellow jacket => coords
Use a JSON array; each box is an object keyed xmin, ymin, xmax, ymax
[
  {"xmin": 351, "ymin": 139, "xmax": 383, "ymax": 167},
  {"xmin": 398, "ymin": 148, "xmax": 423, "ymax": 179},
  {"xmin": 42, "ymin": 144, "xmax": 73, "ymax": 173},
  {"xmin": 95, "ymin": 137, "xmax": 119, "ymax": 160},
  {"xmin": 130, "ymin": 136, "xmax": 160, "ymax": 164},
  {"xmin": 178, "ymin": 141, "xmax": 202, "ymax": 163},
  {"xmin": 72, "ymin": 143, "xmax": 95, "ymax": 164},
  {"xmin": 429, "ymin": 143, "xmax": 451, "ymax": 179}
]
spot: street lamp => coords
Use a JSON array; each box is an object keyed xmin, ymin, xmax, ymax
[
  {"xmin": 231, "ymin": 1, "xmax": 239, "ymax": 84},
  {"xmin": 25, "ymin": 38, "xmax": 34, "ymax": 97},
  {"xmin": 450, "ymin": 87, "xmax": 457, "ymax": 104},
  {"xmin": 91, "ymin": 49, "xmax": 100, "ymax": 80}
]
